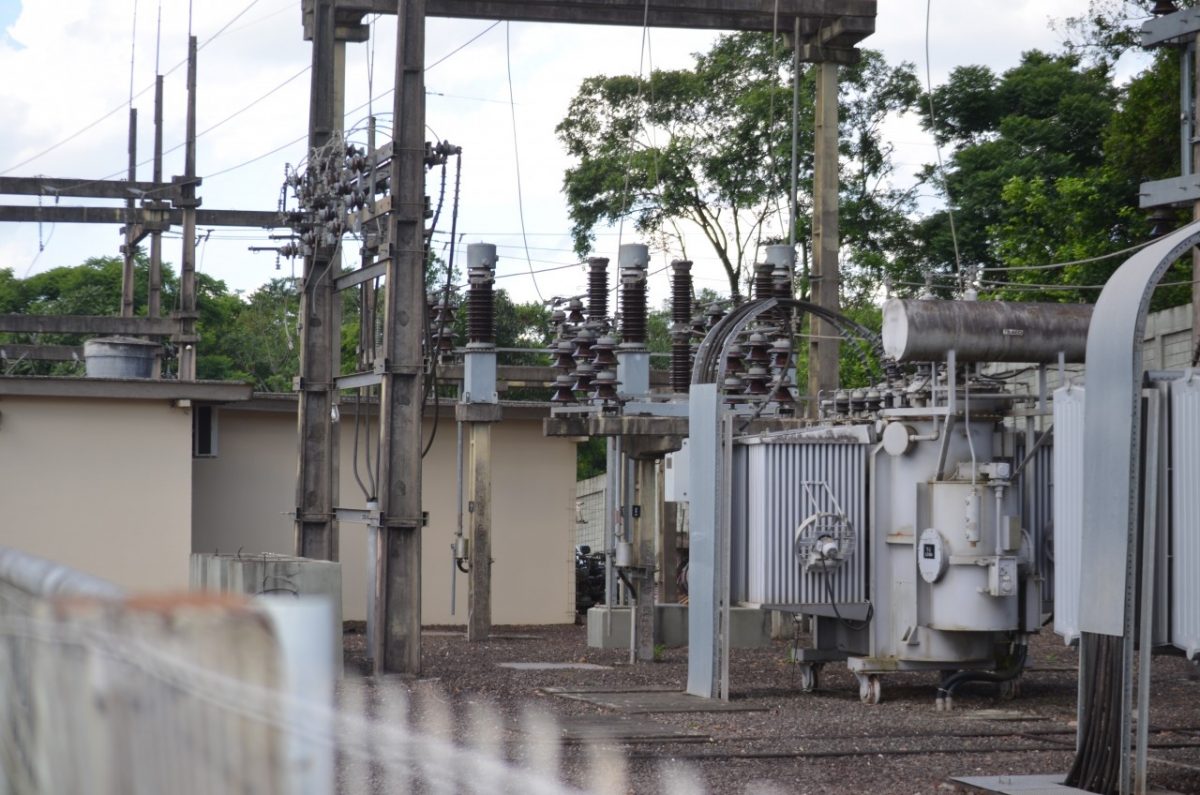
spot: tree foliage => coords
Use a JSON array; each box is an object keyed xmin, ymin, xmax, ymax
[{"xmin": 557, "ymin": 34, "xmax": 919, "ymax": 299}]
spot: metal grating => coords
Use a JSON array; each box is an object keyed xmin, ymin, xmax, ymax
[
  {"xmin": 1052, "ymin": 385, "xmax": 1085, "ymax": 645},
  {"xmin": 1170, "ymin": 375, "xmax": 1200, "ymax": 660},
  {"xmin": 575, "ymin": 474, "xmax": 606, "ymax": 552},
  {"xmin": 738, "ymin": 440, "xmax": 867, "ymax": 606}
]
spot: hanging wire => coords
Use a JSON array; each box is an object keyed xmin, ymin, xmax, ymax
[
  {"xmin": 0, "ymin": 0, "xmax": 264, "ymax": 177},
  {"xmin": 428, "ymin": 21, "xmax": 500, "ymax": 72},
  {"xmin": 505, "ymin": 22, "xmax": 543, "ymax": 302},
  {"xmin": 615, "ymin": 0, "xmax": 654, "ymax": 250},
  {"xmin": 924, "ymin": 0, "xmax": 963, "ymax": 276},
  {"xmin": 128, "ymin": 0, "xmax": 140, "ymax": 109},
  {"xmin": 981, "ymin": 236, "xmax": 1161, "ymax": 272},
  {"xmin": 154, "ymin": 0, "xmax": 162, "ymax": 75}
]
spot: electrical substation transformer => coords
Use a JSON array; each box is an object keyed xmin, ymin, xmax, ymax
[{"xmin": 729, "ymin": 298, "xmax": 1086, "ymax": 705}]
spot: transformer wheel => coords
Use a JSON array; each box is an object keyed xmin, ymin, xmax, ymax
[
  {"xmin": 799, "ymin": 664, "xmax": 820, "ymax": 693},
  {"xmin": 856, "ymin": 673, "xmax": 882, "ymax": 705}
]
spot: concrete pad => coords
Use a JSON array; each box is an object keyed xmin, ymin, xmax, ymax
[
  {"xmin": 586, "ymin": 604, "xmax": 771, "ymax": 649},
  {"xmin": 551, "ymin": 715, "xmax": 710, "ymax": 744},
  {"xmin": 956, "ymin": 709, "xmax": 1048, "ymax": 722},
  {"xmin": 498, "ymin": 662, "xmax": 612, "ymax": 671},
  {"xmin": 544, "ymin": 688, "xmax": 767, "ymax": 713},
  {"xmin": 952, "ymin": 775, "xmax": 1082, "ymax": 794}
]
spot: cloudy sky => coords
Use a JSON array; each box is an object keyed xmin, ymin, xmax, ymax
[{"xmin": 0, "ymin": 0, "xmax": 1152, "ymax": 308}]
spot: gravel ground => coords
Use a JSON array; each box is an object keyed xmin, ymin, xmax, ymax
[{"xmin": 341, "ymin": 623, "xmax": 1200, "ymax": 794}]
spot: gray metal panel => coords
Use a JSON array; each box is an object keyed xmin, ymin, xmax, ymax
[
  {"xmin": 1026, "ymin": 439, "xmax": 1055, "ymax": 607},
  {"xmin": 1171, "ymin": 375, "xmax": 1200, "ymax": 659},
  {"xmin": 1079, "ymin": 220, "xmax": 1200, "ymax": 636},
  {"xmin": 742, "ymin": 441, "xmax": 867, "ymax": 606},
  {"xmin": 1141, "ymin": 7, "xmax": 1200, "ymax": 47},
  {"xmin": 730, "ymin": 445, "xmax": 749, "ymax": 603},
  {"xmin": 1052, "ymin": 385, "xmax": 1085, "ymax": 645},
  {"xmin": 1138, "ymin": 173, "xmax": 1200, "ymax": 209},
  {"xmin": 686, "ymin": 384, "xmax": 722, "ymax": 698}
]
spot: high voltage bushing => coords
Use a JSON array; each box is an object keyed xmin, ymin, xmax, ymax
[
  {"xmin": 753, "ymin": 261, "xmax": 774, "ymax": 302},
  {"xmin": 466, "ymin": 243, "xmax": 497, "ymax": 344},
  {"xmin": 670, "ymin": 259, "xmax": 694, "ymax": 393},
  {"xmin": 586, "ymin": 257, "xmax": 610, "ymax": 329},
  {"xmin": 618, "ymin": 244, "xmax": 649, "ymax": 346}
]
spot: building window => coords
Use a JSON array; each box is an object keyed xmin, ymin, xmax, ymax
[{"xmin": 193, "ymin": 405, "xmax": 218, "ymax": 457}]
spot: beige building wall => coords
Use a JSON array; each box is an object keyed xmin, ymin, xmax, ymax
[
  {"xmin": 0, "ymin": 395, "xmax": 193, "ymax": 590},
  {"xmin": 192, "ymin": 403, "xmax": 577, "ymax": 625}
]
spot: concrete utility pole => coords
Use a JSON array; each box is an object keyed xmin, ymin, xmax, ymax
[
  {"xmin": 372, "ymin": 0, "xmax": 428, "ymax": 674},
  {"xmin": 148, "ymin": 75, "xmax": 164, "ymax": 323},
  {"xmin": 295, "ymin": 0, "xmax": 340, "ymax": 564},
  {"xmin": 1193, "ymin": 32, "xmax": 1200, "ymax": 363},
  {"xmin": 121, "ymin": 108, "xmax": 137, "ymax": 318},
  {"xmin": 177, "ymin": 36, "xmax": 199, "ymax": 382},
  {"xmin": 466, "ymin": 421, "xmax": 493, "ymax": 639},
  {"xmin": 808, "ymin": 61, "xmax": 840, "ymax": 414},
  {"xmin": 460, "ymin": 242, "xmax": 501, "ymax": 643}
]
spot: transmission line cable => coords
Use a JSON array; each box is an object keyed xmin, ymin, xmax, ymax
[
  {"xmin": 981, "ymin": 237, "xmax": 1160, "ymax": 272},
  {"xmin": 505, "ymin": 22, "xmax": 543, "ymax": 301},
  {"xmin": 924, "ymin": 0, "xmax": 963, "ymax": 275},
  {"xmin": 0, "ymin": 0, "xmax": 267, "ymax": 176},
  {"xmin": 129, "ymin": 0, "xmax": 139, "ymax": 109},
  {"xmin": 428, "ymin": 21, "xmax": 501, "ymax": 71},
  {"xmin": 616, "ymin": 0, "xmax": 654, "ymax": 248},
  {"xmin": 155, "ymin": 0, "xmax": 162, "ymax": 74}
]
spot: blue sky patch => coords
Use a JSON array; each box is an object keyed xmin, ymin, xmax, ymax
[{"xmin": 0, "ymin": 0, "xmax": 23, "ymax": 50}]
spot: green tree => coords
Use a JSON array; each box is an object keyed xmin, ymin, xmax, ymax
[
  {"xmin": 557, "ymin": 34, "xmax": 919, "ymax": 299},
  {"xmin": 906, "ymin": 51, "xmax": 1121, "ymax": 293}
]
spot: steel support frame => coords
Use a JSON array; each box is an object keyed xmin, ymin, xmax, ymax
[{"xmin": 1074, "ymin": 219, "xmax": 1200, "ymax": 795}]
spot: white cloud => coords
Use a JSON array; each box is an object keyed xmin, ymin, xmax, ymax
[{"xmin": 0, "ymin": 0, "xmax": 1139, "ymax": 308}]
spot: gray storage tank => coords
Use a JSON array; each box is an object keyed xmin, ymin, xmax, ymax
[{"xmin": 83, "ymin": 336, "xmax": 160, "ymax": 379}]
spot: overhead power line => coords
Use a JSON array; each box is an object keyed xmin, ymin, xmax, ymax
[{"xmin": 0, "ymin": 0, "xmax": 267, "ymax": 176}]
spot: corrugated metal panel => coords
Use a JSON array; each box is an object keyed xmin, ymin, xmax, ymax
[
  {"xmin": 1034, "ymin": 442, "xmax": 1055, "ymax": 607},
  {"xmin": 1052, "ymin": 385, "xmax": 1085, "ymax": 644},
  {"xmin": 1170, "ymin": 375, "xmax": 1200, "ymax": 660},
  {"xmin": 730, "ymin": 445, "xmax": 749, "ymax": 603},
  {"xmin": 1019, "ymin": 431, "xmax": 1056, "ymax": 608},
  {"xmin": 741, "ymin": 441, "xmax": 867, "ymax": 605}
]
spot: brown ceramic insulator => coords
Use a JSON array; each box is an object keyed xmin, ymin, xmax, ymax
[
  {"xmin": 620, "ymin": 271, "xmax": 647, "ymax": 344},
  {"xmin": 590, "ymin": 369, "xmax": 621, "ymax": 403},
  {"xmin": 571, "ymin": 361, "xmax": 597, "ymax": 394},
  {"xmin": 671, "ymin": 260, "xmax": 693, "ymax": 325},
  {"xmin": 466, "ymin": 282, "xmax": 495, "ymax": 343},
  {"xmin": 571, "ymin": 328, "xmax": 595, "ymax": 361},
  {"xmin": 744, "ymin": 365, "xmax": 771, "ymax": 395},
  {"xmin": 566, "ymin": 297, "xmax": 586, "ymax": 325},
  {"xmin": 753, "ymin": 262, "xmax": 774, "ymax": 302},
  {"xmin": 550, "ymin": 374, "xmax": 577, "ymax": 404},
  {"xmin": 671, "ymin": 339, "xmax": 692, "ymax": 392},
  {"xmin": 591, "ymin": 335, "xmax": 618, "ymax": 368},
  {"xmin": 587, "ymin": 257, "xmax": 610, "ymax": 327}
]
